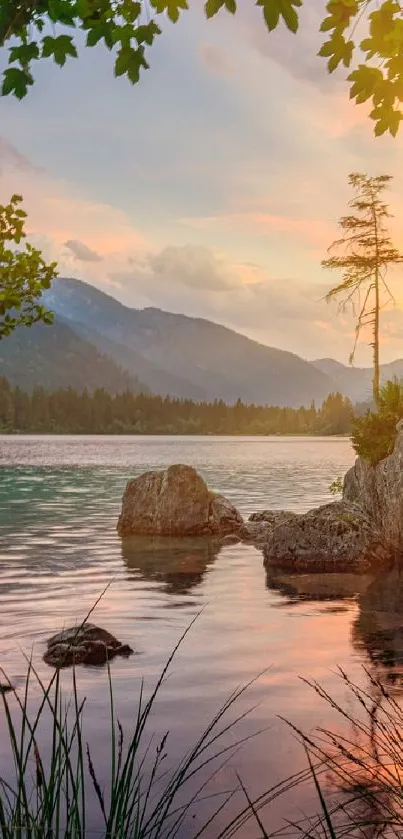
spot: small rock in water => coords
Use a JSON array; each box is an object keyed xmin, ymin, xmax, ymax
[
  {"xmin": 0, "ymin": 683, "xmax": 14, "ymax": 694},
  {"xmin": 44, "ymin": 622, "xmax": 134, "ymax": 668}
]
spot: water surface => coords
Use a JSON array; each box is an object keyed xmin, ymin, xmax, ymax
[{"xmin": 0, "ymin": 435, "xmax": 399, "ymax": 835}]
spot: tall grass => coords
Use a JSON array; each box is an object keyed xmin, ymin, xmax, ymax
[
  {"xmin": 0, "ymin": 614, "xmax": 282, "ymax": 839},
  {"xmin": 2, "ymin": 616, "xmax": 401, "ymax": 839}
]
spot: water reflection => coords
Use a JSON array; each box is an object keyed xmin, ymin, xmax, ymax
[
  {"xmin": 265, "ymin": 568, "xmax": 372, "ymax": 605},
  {"xmin": 121, "ymin": 535, "xmax": 222, "ymax": 595},
  {"xmin": 265, "ymin": 568, "xmax": 403, "ymax": 838},
  {"xmin": 265, "ymin": 567, "xmax": 403, "ymax": 687},
  {"xmin": 353, "ymin": 570, "xmax": 403, "ymax": 689}
]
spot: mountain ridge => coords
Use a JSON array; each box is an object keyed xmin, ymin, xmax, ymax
[
  {"xmin": 43, "ymin": 277, "xmax": 337, "ymax": 407},
  {"xmin": 0, "ymin": 316, "xmax": 148, "ymax": 394}
]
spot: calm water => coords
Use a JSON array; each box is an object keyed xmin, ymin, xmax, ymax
[{"xmin": 0, "ymin": 435, "xmax": 400, "ymax": 836}]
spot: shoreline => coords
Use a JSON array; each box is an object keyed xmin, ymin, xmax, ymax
[{"xmin": 0, "ymin": 431, "xmax": 351, "ymax": 438}]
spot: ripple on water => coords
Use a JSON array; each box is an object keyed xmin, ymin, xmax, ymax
[{"xmin": 2, "ymin": 436, "xmax": 394, "ymax": 836}]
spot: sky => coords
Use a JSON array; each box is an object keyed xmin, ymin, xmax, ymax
[{"xmin": 1, "ymin": 1, "xmax": 403, "ymax": 365}]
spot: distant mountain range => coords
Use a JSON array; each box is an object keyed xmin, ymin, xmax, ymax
[
  {"xmin": 42, "ymin": 278, "xmax": 333, "ymax": 407},
  {"xmin": 312, "ymin": 358, "xmax": 403, "ymax": 404},
  {"xmin": 0, "ymin": 317, "xmax": 146, "ymax": 394},
  {"xmin": 1, "ymin": 276, "xmax": 401, "ymax": 406}
]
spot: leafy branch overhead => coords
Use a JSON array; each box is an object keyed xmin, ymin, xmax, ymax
[
  {"xmin": 0, "ymin": 195, "xmax": 58, "ymax": 339},
  {"xmin": 1, "ymin": 0, "xmax": 403, "ymax": 136}
]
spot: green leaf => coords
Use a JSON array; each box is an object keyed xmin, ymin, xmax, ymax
[
  {"xmin": 75, "ymin": 0, "xmax": 91, "ymax": 18},
  {"xmin": 86, "ymin": 26, "xmax": 105, "ymax": 47},
  {"xmin": 42, "ymin": 34, "xmax": 78, "ymax": 66},
  {"xmin": 135, "ymin": 22, "xmax": 161, "ymax": 45},
  {"xmin": 258, "ymin": 0, "xmax": 280, "ymax": 32},
  {"xmin": 225, "ymin": 0, "xmax": 236, "ymax": 13},
  {"xmin": 9, "ymin": 42, "xmax": 40, "ymax": 65},
  {"xmin": 205, "ymin": 0, "xmax": 225, "ymax": 17},
  {"xmin": 348, "ymin": 65, "xmax": 384, "ymax": 102},
  {"xmin": 278, "ymin": 0, "xmax": 299, "ymax": 33},
  {"xmin": 1, "ymin": 68, "xmax": 33, "ymax": 99},
  {"xmin": 114, "ymin": 45, "xmax": 148, "ymax": 83}
]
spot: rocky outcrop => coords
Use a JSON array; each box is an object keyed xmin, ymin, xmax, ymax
[
  {"xmin": 343, "ymin": 419, "xmax": 403, "ymax": 557},
  {"xmin": 117, "ymin": 465, "xmax": 243, "ymax": 537},
  {"xmin": 262, "ymin": 501, "xmax": 387, "ymax": 572},
  {"xmin": 44, "ymin": 623, "xmax": 133, "ymax": 668},
  {"xmin": 257, "ymin": 424, "xmax": 403, "ymax": 572}
]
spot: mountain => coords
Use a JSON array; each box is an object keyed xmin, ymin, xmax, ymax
[
  {"xmin": 66, "ymin": 320, "xmax": 208, "ymax": 400},
  {"xmin": 312, "ymin": 358, "xmax": 403, "ymax": 403},
  {"xmin": 44, "ymin": 277, "xmax": 337, "ymax": 407},
  {"xmin": 0, "ymin": 317, "xmax": 147, "ymax": 394}
]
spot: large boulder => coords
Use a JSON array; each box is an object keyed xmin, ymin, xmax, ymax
[
  {"xmin": 117, "ymin": 465, "xmax": 243, "ymax": 537},
  {"xmin": 263, "ymin": 501, "xmax": 388, "ymax": 572}
]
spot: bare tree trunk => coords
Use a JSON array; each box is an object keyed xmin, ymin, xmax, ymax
[{"xmin": 373, "ymin": 271, "xmax": 380, "ymax": 405}]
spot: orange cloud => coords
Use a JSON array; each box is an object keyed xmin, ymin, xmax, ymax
[
  {"xmin": 180, "ymin": 211, "xmax": 334, "ymax": 248},
  {"xmin": 0, "ymin": 154, "xmax": 148, "ymax": 258}
]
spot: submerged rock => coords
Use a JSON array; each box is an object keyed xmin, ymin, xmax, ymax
[
  {"xmin": 117, "ymin": 464, "xmax": 243, "ymax": 537},
  {"xmin": 262, "ymin": 501, "xmax": 388, "ymax": 572},
  {"xmin": 44, "ymin": 623, "xmax": 133, "ymax": 668}
]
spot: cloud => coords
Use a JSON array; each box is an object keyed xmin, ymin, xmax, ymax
[
  {"xmin": 179, "ymin": 211, "xmax": 335, "ymax": 249},
  {"xmin": 199, "ymin": 43, "xmax": 235, "ymax": 76},
  {"xmin": 233, "ymin": 1, "xmax": 338, "ymax": 90},
  {"xmin": 145, "ymin": 244, "xmax": 242, "ymax": 291},
  {"xmin": 0, "ymin": 136, "xmax": 41, "ymax": 176},
  {"xmin": 0, "ymin": 138, "xmax": 148, "ymax": 269},
  {"xmin": 65, "ymin": 239, "xmax": 103, "ymax": 262}
]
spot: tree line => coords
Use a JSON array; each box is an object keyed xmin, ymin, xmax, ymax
[{"xmin": 0, "ymin": 378, "xmax": 354, "ymax": 435}]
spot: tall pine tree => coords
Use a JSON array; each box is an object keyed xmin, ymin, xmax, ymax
[{"xmin": 323, "ymin": 173, "xmax": 402, "ymax": 405}]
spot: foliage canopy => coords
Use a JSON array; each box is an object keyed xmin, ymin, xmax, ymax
[
  {"xmin": 2, "ymin": 0, "xmax": 403, "ymax": 135},
  {"xmin": 0, "ymin": 194, "xmax": 58, "ymax": 339},
  {"xmin": 0, "ymin": 378, "xmax": 353, "ymax": 435},
  {"xmin": 351, "ymin": 378, "xmax": 403, "ymax": 464}
]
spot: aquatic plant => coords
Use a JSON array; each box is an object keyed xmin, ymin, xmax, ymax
[
  {"xmin": 2, "ymin": 601, "xmax": 400, "ymax": 839},
  {"xmin": 0, "ymin": 618, "xmax": 268, "ymax": 839}
]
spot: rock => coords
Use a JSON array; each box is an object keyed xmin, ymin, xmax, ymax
[
  {"xmin": 258, "ymin": 421, "xmax": 403, "ymax": 573},
  {"xmin": 263, "ymin": 501, "xmax": 388, "ymax": 572},
  {"xmin": 220, "ymin": 534, "xmax": 241, "ymax": 546},
  {"xmin": 44, "ymin": 623, "xmax": 133, "ymax": 668},
  {"xmin": 240, "ymin": 511, "xmax": 298, "ymax": 547},
  {"xmin": 343, "ymin": 421, "xmax": 403, "ymax": 557},
  {"xmin": 248, "ymin": 510, "xmax": 298, "ymax": 526},
  {"xmin": 238, "ymin": 520, "xmax": 273, "ymax": 546},
  {"xmin": 209, "ymin": 493, "xmax": 243, "ymax": 535},
  {"xmin": 117, "ymin": 465, "xmax": 243, "ymax": 537}
]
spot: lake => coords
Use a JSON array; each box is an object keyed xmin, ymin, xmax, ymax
[{"xmin": 0, "ymin": 435, "xmax": 400, "ymax": 837}]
